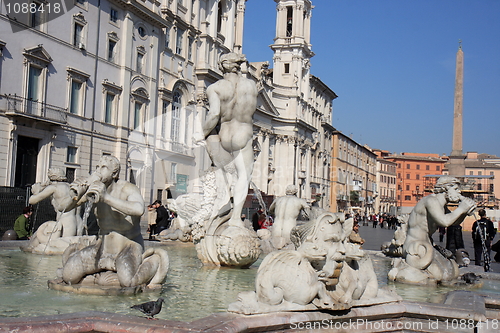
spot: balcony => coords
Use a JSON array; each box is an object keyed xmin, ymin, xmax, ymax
[{"xmin": 1, "ymin": 94, "xmax": 67, "ymax": 125}]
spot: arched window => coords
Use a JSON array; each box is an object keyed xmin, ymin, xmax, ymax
[{"xmin": 171, "ymin": 90, "xmax": 181, "ymax": 142}]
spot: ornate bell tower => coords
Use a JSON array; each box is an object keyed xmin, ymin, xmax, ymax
[{"xmin": 271, "ymin": 0, "xmax": 314, "ymax": 93}]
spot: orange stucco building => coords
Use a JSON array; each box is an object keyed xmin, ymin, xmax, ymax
[{"xmin": 385, "ymin": 152, "xmax": 448, "ymax": 214}]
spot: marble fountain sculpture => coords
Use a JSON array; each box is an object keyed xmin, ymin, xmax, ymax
[
  {"xmin": 388, "ymin": 176, "xmax": 477, "ymax": 285},
  {"xmin": 23, "ymin": 167, "xmax": 96, "ymax": 255},
  {"xmin": 47, "ymin": 155, "xmax": 169, "ymax": 295},
  {"xmin": 229, "ymin": 211, "xmax": 400, "ymax": 314},
  {"xmin": 160, "ymin": 52, "xmax": 261, "ymax": 268}
]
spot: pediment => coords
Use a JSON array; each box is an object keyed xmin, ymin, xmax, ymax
[
  {"xmin": 256, "ymin": 89, "xmax": 279, "ymax": 117},
  {"xmin": 23, "ymin": 45, "xmax": 52, "ymax": 66}
]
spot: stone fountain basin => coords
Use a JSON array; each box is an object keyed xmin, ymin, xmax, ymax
[{"xmin": 0, "ymin": 241, "xmax": 499, "ymax": 332}]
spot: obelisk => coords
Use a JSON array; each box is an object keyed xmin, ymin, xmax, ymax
[{"xmin": 447, "ymin": 41, "xmax": 466, "ymax": 176}]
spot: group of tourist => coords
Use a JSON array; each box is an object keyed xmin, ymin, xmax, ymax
[
  {"xmin": 147, "ymin": 200, "xmax": 173, "ymax": 240},
  {"xmin": 251, "ymin": 207, "xmax": 274, "ymax": 231},
  {"xmin": 365, "ymin": 213, "xmax": 399, "ymax": 230}
]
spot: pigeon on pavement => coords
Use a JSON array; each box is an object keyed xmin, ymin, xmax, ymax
[{"xmin": 131, "ymin": 298, "xmax": 165, "ymax": 319}]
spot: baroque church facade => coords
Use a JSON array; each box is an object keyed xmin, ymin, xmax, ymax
[{"xmin": 0, "ymin": 0, "xmax": 337, "ymax": 209}]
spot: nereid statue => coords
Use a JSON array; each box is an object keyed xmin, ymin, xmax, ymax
[
  {"xmin": 228, "ymin": 212, "xmax": 391, "ymax": 314},
  {"xmin": 388, "ymin": 176, "xmax": 476, "ymax": 285},
  {"xmin": 49, "ymin": 156, "xmax": 169, "ymax": 293}
]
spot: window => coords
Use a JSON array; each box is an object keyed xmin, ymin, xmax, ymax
[
  {"xmin": 104, "ymin": 92, "xmax": 114, "ymax": 123},
  {"xmin": 171, "ymin": 91, "xmax": 181, "ymax": 142},
  {"xmin": 217, "ymin": 1, "xmax": 222, "ymax": 33},
  {"xmin": 165, "ymin": 27, "xmax": 170, "ymax": 48},
  {"xmin": 69, "ymin": 80, "xmax": 83, "ymax": 114},
  {"xmin": 406, "ymin": 173, "xmax": 410, "ymax": 179},
  {"xmin": 110, "ymin": 8, "xmax": 118, "ymax": 23},
  {"xmin": 129, "ymin": 169, "xmax": 137, "ymax": 184},
  {"xmin": 138, "ymin": 26, "xmax": 146, "ymax": 38},
  {"xmin": 286, "ymin": 6, "xmax": 293, "ymax": 37},
  {"xmin": 30, "ymin": 1, "xmax": 43, "ymax": 28},
  {"xmin": 73, "ymin": 23, "xmax": 84, "ymax": 47},
  {"xmin": 27, "ymin": 66, "xmax": 42, "ymax": 102},
  {"xmin": 23, "ymin": 46, "xmax": 51, "ymax": 114},
  {"xmin": 67, "ymin": 68, "xmax": 89, "ymax": 115},
  {"xmin": 102, "ymin": 80, "xmax": 122, "ymax": 123},
  {"xmin": 188, "ymin": 36, "xmax": 194, "ymax": 61},
  {"xmin": 426, "ymin": 165, "xmax": 430, "ymax": 170},
  {"xmin": 66, "ymin": 168, "xmax": 76, "ymax": 183},
  {"xmin": 176, "ymin": 28, "xmax": 184, "ymax": 54},
  {"xmin": 406, "ymin": 185, "xmax": 410, "ymax": 191},
  {"xmin": 284, "ymin": 63, "xmax": 290, "ymax": 74},
  {"xmin": 416, "ymin": 164, "xmax": 420, "ymax": 170},
  {"xmin": 108, "ymin": 40, "xmax": 116, "ymax": 62},
  {"xmin": 133, "ymin": 102, "xmax": 142, "ymax": 129},
  {"xmin": 436, "ymin": 166, "xmax": 440, "ymax": 171},
  {"xmin": 67, "ymin": 147, "xmax": 77, "ymax": 163},
  {"xmin": 407, "ymin": 164, "xmax": 410, "ymax": 169},
  {"xmin": 161, "ymin": 101, "xmax": 169, "ymax": 137},
  {"xmin": 405, "ymin": 195, "xmax": 411, "ymax": 201},
  {"xmin": 416, "ymin": 174, "xmax": 420, "ymax": 180},
  {"xmin": 136, "ymin": 52, "xmax": 144, "ymax": 73},
  {"xmin": 478, "ymin": 171, "xmax": 482, "ymax": 176}
]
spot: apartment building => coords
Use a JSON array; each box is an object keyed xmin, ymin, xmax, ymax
[
  {"xmin": 330, "ymin": 131, "xmax": 377, "ymax": 215},
  {"xmin": 386, "ymin": 152, "xmax": 447, "ymax": 214},
  {"xmin": 373, "ymin": 149, "xmax": 397, "ymax": 214}
]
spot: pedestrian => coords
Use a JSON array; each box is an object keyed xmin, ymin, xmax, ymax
[
  {"xmin": 14, "ymin": 206, "xmax": 33, "ymax": 240},
  {"xmin": 472, "ymin": 209, "xmax": 496, "ymax": 267},
  {"xmin": 252, "ymin": 207, "xmax": 263, "ymax": 231},
  {"xmin": 438, "ymin": 226, "xmax": 446, "ymax": 243},
  {"xmin": 348, "ymin": 222, "xmax": 365, "ymax": 246},
  {"xmin": 154, "ymin": 200, "xmax": 171, "ymax": 235},
  {"xmin": 147, "ymin": 203, "xmax": 157, "ymax": 240}
]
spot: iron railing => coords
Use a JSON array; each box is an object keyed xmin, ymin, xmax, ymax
[{"xmin": 1, "ymin": 94, "xmax": 68, "ymax": 124}]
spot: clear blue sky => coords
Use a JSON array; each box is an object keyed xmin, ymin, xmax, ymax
[{"xmin": 243, "ymin": 0, "xmax": 500, "ymax": 157}]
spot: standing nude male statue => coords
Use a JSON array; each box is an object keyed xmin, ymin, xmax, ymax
[{"xmin": 194, "ymin": 52, "xmax": 258, "ymax": 227}]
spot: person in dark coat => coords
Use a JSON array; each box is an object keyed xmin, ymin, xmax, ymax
[
  {"xmin": 472, "ymin": 209, "xmax": 496, "ymax": 266},
  {"xmin": 154, "ymin": 200, "xmax": 171, "ymax": 234},
  {"xmin": 252, "ymin": 207, "xmax": 263, "ymax": 231}
]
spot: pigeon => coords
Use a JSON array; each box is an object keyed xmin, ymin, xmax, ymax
[{"xmin": 131, "ymin": 298, "xmax": 165, "ymax": 319}]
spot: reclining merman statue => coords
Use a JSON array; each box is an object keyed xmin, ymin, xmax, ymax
[
  {"xmin": 388, "ymin": 176, "xmax": 476, "ymax": 285},
  {"xmin": 228, "ymin": 212, "xmax": 383, "ymax": 314},
  {"xmin": 49, "ymin": 155, "xmax": 169, "ymax": 292}
]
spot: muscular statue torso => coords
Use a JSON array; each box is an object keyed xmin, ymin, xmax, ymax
[{"xmin": 207, "ymin": 75, "xmax": 256, "ymax": 152}]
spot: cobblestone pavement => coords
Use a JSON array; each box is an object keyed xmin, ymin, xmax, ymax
[{"xmin": 358, "ymin": 223, "xmax": 500, "ymax": 273}]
